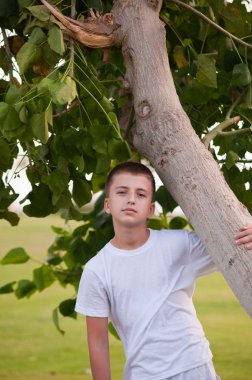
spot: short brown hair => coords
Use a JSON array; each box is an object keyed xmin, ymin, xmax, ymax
[{"xmin": 105, "ymin": 161, "xmax": 156, "ymax": 201}]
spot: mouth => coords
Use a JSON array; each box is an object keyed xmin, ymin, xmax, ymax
[{"xmin": 122, "ymin": 208, "xmax": 137, "ymax": 213}]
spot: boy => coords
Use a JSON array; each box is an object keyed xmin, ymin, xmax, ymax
[{"xmin": 75, "ymin": 161, "xmax": 252, "ymax": 380}]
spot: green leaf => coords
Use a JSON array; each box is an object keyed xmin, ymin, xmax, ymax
[
  {"xmin": 0, "ymin": 102, "xmax": 23, "ymax": 140},
  {"xmin": 238, "ymin": 108, "xmax": 252, "ymax": 124},
  {"xmin": 169, "ymin": 216, "xmax": 187, "ymax": 230},
  {"xmin": 48, "ymin": 26, "xmax": 65, "ymax": 55},
  {"xmin": 0, "ymin": 184, "xmax": 18, "ymax": 209},
  {"xmin": 33, "ymin": 265, "xmax": 55, "ymax": 291},
  {"xmin": 196, "ymin": 54, "xmax": 217, "ymax": 88},
  {"xmin": 46, "ymin": 102, "xmax": 53, "ymax": 126},
  {"xmin": 244, "ymin": 83, "xmax": 252, "ymax": 109},
  {"xmin": 0, "ymin": 138, "xmax": 14, "ymax": 171},
  {"xmin": 0, "ymin": 102, "xmax": 9, "ymax": 118},
  {"xmin": 107, "ymin": 139, "xmax": 131, "ymax": 159},
  {"xmin": 5, "ymin": 84, "xmax": 22, "ymax": 105},
  {"xmin": 155, "ymin": 186, "xmax": 178, "ymax": 213},
  {"xmin": 0, "ymin": 210, "xmax": 20, "ymax": 226},
  {"xmin": 91, "ymin": 172, "xmax": 107, "ymax": 193},
  {"xmin": 72, "ymin": 179, "xmax": 92, "ymax": 208},
  {"xmin": 232, "ymin": 64, "xmax": 251, "ymax": 87},
  {"xmin": 15, "ymin": 279, "xmax": 36, "ymax": 299},
  {"xmin": 95, "ymin": 155, "xmax": 111, "ymax": 174},
  {"xmin": 73, "ymin": 224, "xmax": 90, "ymax": 237},
  {"xmin": 16, "ymin": 27, "xmax": 47, "ymax": 74},
  {"xmin": 58, "ymin": 200, "xmax": 83, "ymax": 221},
  {"xmin": 108, "ymin": 112, "xmax": 120, "ymax": 136},
  {"xmin": 68, "ymin": 236, "xmax": 92, "ymax": 265},
  {"xmin": 226, "ymin": 150, "xmax": 240, "ymax": 169},
  {"xmin": 182, "ymin": 80, "xmax": 211, "ymax": 105},
  {"xmin": 0, "ymin": 0, "xmax": 18, "ymax": 17},
  {"xmin": 46, "ymin": 253, "xmax": 62, "ymax": 265},
  {"xmin": 231, "ymin": 136, "xmax": 247, "ymax": 155},
  {"xmin": 26, "ymin": 164, "xmax": 41, "ymax": 185},
  {"xmin": 92, "ymin": 139, "xmax": 108, "ymax": 154},
  {"xmin": 222, "ymin": 2, "xmax": 249, "ymax": 37},
  {"xmin": 59, "ymin": 299, "xmax": 77, "ymax": 318},
  {"xmin": 71, "ymin": 156, "xmax": 85, "ymax": 174},
  {"xmin": 53, "ymin": 76, "xmax": 77, "ymax": 105},
  {"xmin": 52, "ymin": 308, "xmax": 65, "ymax": 335},
  {"xmin": 19, "ymin": 105, "xmax": 28, "ymax": 123},
  {"xmin": 108, "ymin": 321, "xmax": 120, "ymax": 340},
  {"xmin": 41, "ymin": 41, "xmax": 62, "ymax": 66},
  {"xmin": 89, "ymin": 120, "xmax": 111, "ymax": 140},
  {"xmin": 29, "ymin": 112, "xmax": 49, "ymax": 143},
  {"xmin": 100, "ymin": 96, "xmax": 114, "ymax": 112},
  {"xmin": 247, "ymin": 133, "xmax": 252, "ymax": 154},
  {"xmin": 87, "ymin": 230, "xmax": 110, "ymax": 254},
  {"xmin": 38, "ymin": 77, "xmax": 77, "ymax": 105},
  {"xmin": 148, "ymin": 217, "xmax": 165, "ymax": 230},
  {"xmin": 93, "ymin": 210, "xmax": 111, "ymax": 230},
  {"xmin": 1, "ymin": 247, "xmax": 30, "ymax": 265},
  {"xmin": 27, "ymin": 5, "xmax": 50, "ymax": 22},
  {"xmin": 51, "ymin": 225, "xmax": 69, "ymax": 236},
  {"xmin": 42, "ymin": 171, "xmax": 69, "ymax": 199},
  {"xmin": 0, "ymin": 281, "xmax": 16, "ymax": 294},
  {"xmin": 23, "ymin": 184, "xmax": 55, "ymax": 217},
  {"xmin": 51, "ymin": 235, "xmax": 71, "ymax": 252},
  {"xmin": 0, "ymin": 47, "xmax": 9, "ymax": 75}
]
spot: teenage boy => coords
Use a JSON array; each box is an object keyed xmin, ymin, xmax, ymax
[{"xmin": 75, "ymin": 161, "xmax": 252, "ymax": 380}]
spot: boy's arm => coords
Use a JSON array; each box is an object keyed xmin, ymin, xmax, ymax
[{"xmin": 86, "ymin": 316, "xmax": 111, "ymax": 380}]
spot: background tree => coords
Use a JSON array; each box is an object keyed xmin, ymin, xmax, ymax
[{"xmin": 0, "ymin": 0, "xmax": 252, "ymax": 327}]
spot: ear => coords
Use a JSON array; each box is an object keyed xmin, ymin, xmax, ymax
[
  {"xmin": 104, "ymin": 198, "xmax": 111, "ymax": 214},
  {"xmin": 148, "ymin": 202, "xmax": 155, "ymax": 218}
]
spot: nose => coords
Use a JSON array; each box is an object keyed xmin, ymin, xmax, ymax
[
  {"xmin": 128, "ymin": 200, "xmax": 135, "ymax": 205},
  {"xmin": 128, "ymin": 192, "xmax": 136, "ymax": 205}
]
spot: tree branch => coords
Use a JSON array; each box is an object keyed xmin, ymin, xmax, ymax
[
  {"xmin": 53, "ymin": 99, "xmax": 79, "ymax": 118},
  {"xmin": 226, "ymin": 88, "xmax": 247, "ymax": 120},
  {"xmin": 1, "ymin": 27, "xmax": 14, "ymax": 83},
  {"xmin": 217, "ymin": 127, "xmax": 251, "ymax": 137},
  {"xmin": 218, "ymin": 159, "xmax": 252, "ymax": 164},
  {"xmin": 168, "ymin": 0, "xmax": 252, "ymax": 50},
  {"xmin": 202, "ymin": 116, "xmax": 240, "ymax": 148},
  {"xmin": 40, "ymin": 0, "xmax": 114, "ymax": 48},
  {"xmin": 69, "ymin": 0, "xmax": 76, "ymax": 77}
]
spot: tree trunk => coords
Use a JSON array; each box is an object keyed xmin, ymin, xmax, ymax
[{"xmin": 112, "ymin": 0, "xmax": 252, "ymax": 317}]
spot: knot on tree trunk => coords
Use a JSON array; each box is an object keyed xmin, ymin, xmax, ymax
[
  {"xmin": 137, "ymin": 100, "xmax": 152, "ymax": 119},
  {"xmin": 146, "ymin": 0, "xmax": 159, "ymax": 9}
]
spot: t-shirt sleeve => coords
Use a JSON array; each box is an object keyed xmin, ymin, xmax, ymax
[
  {"xmin": 75, "ymin": 267, "xmax": 110, "ymax": 317},
  {"xmin": 188, "ymin": 231, "xmax": 218, "ymax": 278}
]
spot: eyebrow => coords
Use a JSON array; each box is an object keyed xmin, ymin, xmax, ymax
[{"xmin": 115, "ymin": 186, "xmax": 148, "ymax": 192}]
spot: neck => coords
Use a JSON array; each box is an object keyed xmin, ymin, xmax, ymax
[{"xmin": 111, "ymin": 225, "xmax": 150, "ymax": 250}]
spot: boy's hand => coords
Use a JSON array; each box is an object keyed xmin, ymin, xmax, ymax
[{"xmin": 235, "ymin": 224, "xmax": 252, "ymax": 250}]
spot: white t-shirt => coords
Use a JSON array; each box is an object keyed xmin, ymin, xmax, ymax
[{"xmin": 75, "ymin": 229, "xmax": 217, "ymax": 380}]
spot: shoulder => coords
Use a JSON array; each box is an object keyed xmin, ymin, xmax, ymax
[
  {"xmin": 152, "ymin": 228, "xmax": 191, "ymax": 245},
  {"xmin": 85, "ymin": 246, "xmax": 107, "ymax": 271},
  {"xmin": 157, "ymin": 229, "xmax": 203, "ymax": 254},
  {"xmin": 78, "ymin": 246, "xmax": 109, "ymax": 290},
  {"xmin": 82, "ymin": 242, "xmax": 113, "ymax": 281},
  {"xmin": 151, "ymin": 229, "xmax": 197, "ymax": 265}
]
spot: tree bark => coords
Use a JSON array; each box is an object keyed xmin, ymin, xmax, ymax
[{"xmin": 112, "ymin": 0, "xmax": 252, "ymax": 317}]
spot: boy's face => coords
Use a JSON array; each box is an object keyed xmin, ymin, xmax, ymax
[{"xmin": 104, "ymin": 172, "xmax": 155, "ymax": 229}]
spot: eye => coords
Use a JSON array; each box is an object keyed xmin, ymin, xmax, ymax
[
  {"xmin": 117, "ymin": 190, "xmax": 126, "ymax": 195},
  {"xmin": 138, "ymin": 193, "xmax": 146, "ymax": 198}
]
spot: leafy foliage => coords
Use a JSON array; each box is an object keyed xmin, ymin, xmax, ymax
[{"xmin": 0, "ymin": 0, "xmax": 252, "ymax": 331}]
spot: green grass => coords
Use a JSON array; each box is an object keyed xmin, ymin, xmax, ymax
[{"xmin": 0, "ymin": 216, "xmax": 252, "ymax": 380}]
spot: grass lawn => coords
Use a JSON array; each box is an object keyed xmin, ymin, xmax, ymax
[{"xmin": 0, "ymin": 215, "xmax": 252, "ymax": 380}]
